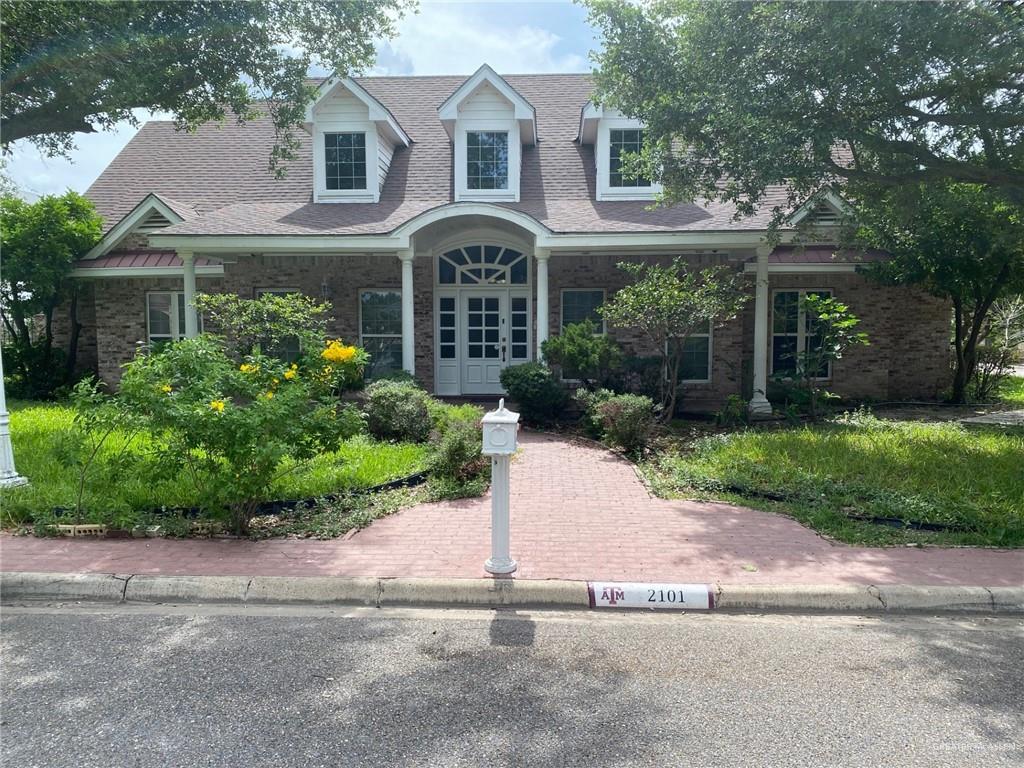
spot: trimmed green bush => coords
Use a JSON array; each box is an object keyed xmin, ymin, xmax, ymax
[
  {"xmin": 499, "ymin": 362, "xmax": 568, "ymax": 423},
  {"xmin": 363, "ymin": 379, "xmax": 433, "ymax": 442},
  {"xmin": 428, "ymin": 420, "xmax": 488, "ymax": 482},
  {"xmin": 594, "ymin": 393, "xmax": 657, "ymax": 455},
  {"xmin": 541, "ymin": 319, "xmax": 622, "ymax": 389}
]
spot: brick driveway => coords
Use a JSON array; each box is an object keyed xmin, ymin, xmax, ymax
[{"xmin": 1, "ymin": 431, "xmax": 1021, "ymax": 586}]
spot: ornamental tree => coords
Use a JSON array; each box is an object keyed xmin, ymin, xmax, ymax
[
  {"xmin": 599, "ymin": 260, "xmax": 749, "ymax": 419},
  {"xmin": 0, "ymin": 191, "xmax": 102, "ymax": 397},
  {"xmin": 1, "ymin": 0, "xmax": 412, "ymax": 173},
  {"xmin": 586, "ymin": 0, "xmax": 1024, "ymax": 218}
]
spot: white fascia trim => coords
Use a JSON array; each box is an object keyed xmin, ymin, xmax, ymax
[
  {"xmin": 305, "ymin": 75, "xmax": 410, "ymax": 146},
  {"xmin": 576, "ymin": 100, "xmax": 602, "ymax": 144},
  {"xmin": 438, "ymin": 64, "xmax": 538, "ymax": 144},
  {"xmin": 742, "ymin": 262, "xmax": 859, "ymax": 274},
  {"xmin": 71, "ymin": 265, "xmax": 225, "ymax": 279},
  {"xmin": 787, "ymin": 190, "xmax": 854, "ymax": 226},
  {"xmin": 595, "ymin": 116, "xmax": 663, "ymax": 202},
  {"xmin": 84, "ymin": 194, "xmax": 185, "ymax": 259}
]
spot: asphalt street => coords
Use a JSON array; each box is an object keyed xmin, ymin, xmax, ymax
[{"xmin": 1, "ymin": 604, "xmax": 1021, "ymax": 768}]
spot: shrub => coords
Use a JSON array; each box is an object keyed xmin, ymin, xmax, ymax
[
  {"xmin": 427, "ymin": 400, "xmax": 483, "ymax": 436},
  {"xmin": 363, "ymin": 379, "xmax": 433, "ymax": 442},
  {"xmin": 714, "ymin": 394, "xmax": 749, "ymax": 428},
  {"xmin": 428, "ymin": 420, "xmax": 488, "ymax": 482},
  {"xmin": 541, "ymin": 319, "xmax": 622, "ymax": 390},
  {"xmin": 594, "ymin": 393, "xmax": 657, "ymax": 455},
  {"xmin": 499, "ymin": 362, "xmax": 568, "ymax": 423},
  {"xmin": 2, "ymin": 342, "xmax": 69, "ymax": 400},
  {"xmin": 117, "ymin": 334, "xmax": 359, "ymax": 533},
  {"xmin": 574, "ymin": 387, "xmax": 615, "ymax": 438}
]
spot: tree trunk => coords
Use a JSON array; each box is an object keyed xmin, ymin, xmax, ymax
[
  {"xmin": 951, "ymin": 298, "xmax": 969, "ymax": 404},
  {"xmin": 949, "ymin": 263, "xmax": 1010, "ymax": 404}
]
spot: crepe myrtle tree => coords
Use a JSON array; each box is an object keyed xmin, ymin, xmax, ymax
[
  {"xmin": 586, "ymin": 0, "xmax": 1024, "ymax": 223},
  {"xmin": 1, "ymin": 0, "xmax": 412, "ymax": 175},
  {"xmin": 599, "ymin": 260, "xmax": 749, "ymax": 420}
]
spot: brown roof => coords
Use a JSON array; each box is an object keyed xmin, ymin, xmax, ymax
[{"xmin": 87, "ymin": 73, "xmax": 787, "ymax": 238}]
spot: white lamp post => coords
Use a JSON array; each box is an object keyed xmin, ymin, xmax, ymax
[
  {"xmin": 0, "ymin": 345, "xmax": 27, "ymax": 488},
  {"xmin": 481, "ymin": 398, "xmax": 520, "ymax": 575}
]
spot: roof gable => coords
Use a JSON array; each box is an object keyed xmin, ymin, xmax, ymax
[
  {"xmin": 438, "ymin": 64, "xmax": 538, "ymax": 144},
  {"xmin": 304, "ymin": 75, "xmax": 411, "ymax": 146},
  {"xmin": 84, "ymin": 193, "xmax": 194, "ymax": 259}
]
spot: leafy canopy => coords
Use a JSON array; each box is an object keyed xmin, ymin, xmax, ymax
[
  {"xmin": 1, "ymin": 0, "xmax": 412, "ymax": 173},
  {"xmin": 587, "ymin": 0, "xmax": 1024, "ymax": 219}
]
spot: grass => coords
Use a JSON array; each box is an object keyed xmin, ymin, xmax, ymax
[
  {"xmin": 642, "ymin": 410, "xmax": 1024, "ymax": 547},
  {"xmin": 0, "ymin": 400, "xmax": 431, "ymax": 531},
  {"xmin": 996, "ymin": 375, "xmax": 1024, "ymax": 408}
]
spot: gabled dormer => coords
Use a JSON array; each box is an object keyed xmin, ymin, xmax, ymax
[
  {"xmin": 788, "ymin": 191, "xmax": 853, "ymax": 228},
  {"xmin": 304, "ymin": 76, "xmax": 411, "ymax": 203},
  {"xmin": 578, "ymin": 102, "xmax": 662, "ymax": 202},
  {"xmin": 438, "ymin": 65, "xmax": 537, "ymax": 203}
]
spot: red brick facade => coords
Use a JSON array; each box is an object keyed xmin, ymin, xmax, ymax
[{"xmin": 62, "ymin": 249, "xmax": 950, "ymax": 407}]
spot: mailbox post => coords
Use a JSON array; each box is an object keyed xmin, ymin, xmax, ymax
[{"xmin": 481, "ymin": 398, "xmax": 519, "ymax": 575}]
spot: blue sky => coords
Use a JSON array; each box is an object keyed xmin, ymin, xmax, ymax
[{"xmin": 5, "ymin": 1, "xmax": 599, "ymax": 198}]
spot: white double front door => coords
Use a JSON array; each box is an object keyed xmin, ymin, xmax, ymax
[{"xmin": 436, "ymin": 288, "xmax": 532, "ymax": 396}]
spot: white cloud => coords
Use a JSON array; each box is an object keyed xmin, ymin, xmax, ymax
[{"xmin": 372, "ymin": 4, "xmax": 587, "ymax": 76}]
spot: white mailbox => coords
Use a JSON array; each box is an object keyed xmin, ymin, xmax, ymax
[{"xmin": 481, "ymin": 398, "xmax": 520, "ymax": 456}]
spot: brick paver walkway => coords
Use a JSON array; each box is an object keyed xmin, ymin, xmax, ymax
[{"xmin": 2, "ymin": 432, "xmax": 1021, "ymax": 586}]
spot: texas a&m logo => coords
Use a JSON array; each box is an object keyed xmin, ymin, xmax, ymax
[{"xmin": 601, "ymin": 586, "xmax": 625, "ymax": 605}]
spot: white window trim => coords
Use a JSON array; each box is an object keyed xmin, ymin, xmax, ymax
[
  {"xmin": 359, "ymin": 288, "xmax": 403, "ymax": 377},
  {"xmin": 313, "ymin": 126, "xmax": 379, "ymax": 204},
  {"xmin": 145, "ymin": 291, "xmax": 200, "ymax": 344},
  {"xmin": 595, "ymin": 117, "xmax": 662, "ymax": 202},
  {"xmin": 770, "ymin": 289, "xmax": 833, "ymax": 381},
  {"xmin": 454, "ymin": 120, "xmax": 521, "ymax": 203},
  {"xmin": 560, "ymin": 288, "xmax": 607, "ymax": 334},
  {"xmin": 666, "ymin": 322, "xmax": 714, "ymax": 385}
]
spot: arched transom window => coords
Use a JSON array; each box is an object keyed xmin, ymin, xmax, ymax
[{"xmin": 437, "ymin": 245, "xmax": 528, "ymax": 285}]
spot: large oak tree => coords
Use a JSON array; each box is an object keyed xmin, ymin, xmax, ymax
[{"xmin": 1, "ymin": 0, "xmax": 411, "ymax": 173}]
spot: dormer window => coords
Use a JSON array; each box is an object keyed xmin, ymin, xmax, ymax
[
  {"xmin": 609, "ymin": 129, "xmax": 649, "ymax": 188},
  {"xmin": 325, "ymin": 132, "xmax": 367, "ymax": 191},
  {"xmin": 439, "ymin": 65, "xmax": 537, "ymax": 203},
  {"xmin": 466, "ymin": 131, "xmax": 509, "ymax": 190},
  {"xmin": 578, "ymin": 103, "xmax": 662, "ymax": 202}
]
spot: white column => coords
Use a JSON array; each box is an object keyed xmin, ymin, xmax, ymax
[
  {"xmin": 535, "ymin": 247, "xmax": 550, "ymax": 361},
  {"xmin": 0, "ymin": 346, "xmax": 28, "ymax": 488},
  {"xmin": 749, "ymin": 245, "xmax": 772, "ymax": 416},
  {"xmin": 181, "ymin": 251, "xmax": 199, "ymax": 339},
  {"xmin": 399, "ymin": 249, "xmax": 415, "ymax": 375}
]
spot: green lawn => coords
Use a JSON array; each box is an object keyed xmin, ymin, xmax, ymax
[
  {"xmin": 0, "ymin": 400, "xmax": 430, "ymax": 530},
  {"xmin": 997, "ymin": 375, "xmax": 1024, "ymax": 408},
  {"xmin": 643, "ymin": 411, "xmax": 1024, "ymax": 547}
]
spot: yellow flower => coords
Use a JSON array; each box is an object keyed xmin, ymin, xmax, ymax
[
  {"xmin": 284, "ymin": 369, "xmax": 297, "ymax": 380},
  {"xmin": 209, "ymin": 399, "xmax": 226, "ymax": 412},
  {"xmin": 290, "ymin": 363, "xmax": 298, "ymax": 369},
  {"xmin": 160, "ymin": 384, "xmax": 172, "ymax": 393},
  {"xmin": 322, "ymin": 340, "xmax": 357, "ymax": 364},
  {"xmin": 239, "ymin": 363, "xmax": 258, "ymax": 374},
  {"xmin": 264, "ymin": 391, "xmax": 274, "ymax": 399},
  {"xmin": 272, "ymin": 378, "xmax": 279, "ymax": 385}
]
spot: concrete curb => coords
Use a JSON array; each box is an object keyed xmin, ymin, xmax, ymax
[{"xmin": 1, "ymin": 572, "xmax": 1021, "ymax": 614}]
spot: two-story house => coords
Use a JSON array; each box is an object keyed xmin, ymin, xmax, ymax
[{"xmin": 66, "ymin": 65, "xmax": 950, "ymax": 412}]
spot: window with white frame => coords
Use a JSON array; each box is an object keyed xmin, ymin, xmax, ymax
[
  {"xmin": 466, "ymin": 131, "xmax": 509, "ymax": 190},
  {"xmin": 360, "ymin": 290, "xmax": 402, "ymax": 380},
  {"xmin": 254, "ymin": 288, "xmax": 302, "ymax": 362},
  {"xmin": 146, "ymin": 292, "xmax": 198, "ymax": 347},
  {"xmin": 324, "ymin": 132, "xmax": 367, "ymax": 190},
  {"xmin": 772, "ymin": 290, "xmax": 833, "ymax": 378},
  {"xmin": 609, "ymin": 129, "xmax": 650, "ymax": 188},
  {"xmin": 665, "ymin": 323, "xmax": 713, "ymax": 383},
  {"xmin": 561, "ymin": 289, "xmax": 606, "ymax": 332}
]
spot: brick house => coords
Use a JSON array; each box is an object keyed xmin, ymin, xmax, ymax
[{"xmin": 67, "ymin": 66, "xmax": 949, "ymax": 412}]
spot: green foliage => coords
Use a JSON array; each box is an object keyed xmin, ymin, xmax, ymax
[
  {"xmin": 363, "ymin": 379, "xmax": 434, "ymax": 442},
  {"xmin": 644, "ymin": 414, "xmax": 1024, "ymax": 547},
  {"xmin": 997, "ymin": 376, "xmax": 1024, "ymax": 408},
  {"xmin": 499, "ymin": 363, "xmax": 568, "ymax": 424},
  {"xmin": 587, "ymin": 1, "xmax": 1024, "ymax": 219},
  {"xmin": 193, "ymin": 291, "xmax": 332, "ymax": 360},
  {"xmin": 541, "ymin": 319, "xmax": 623, "ymax": 390},
  {"xmin": 117, "ymin": 335, "xmax": 357, "ymax": 533},
  {"xmin": 775, "ymin": 294, "xmax": 869, "ymax": 421},
  {"xmin": 1, "ymin": 1, "xmax": 411, "ymax": 173},
  {"xmin": 592, "ymin": 393, "xmax": 657, "ymax": 456},
  {"xmin": 715, "ymin": 394, "xmax": 749, "ymax": 428},
  {"xmin": 428, "ymin": 420, "xmax": 488, "ymax": 483},
  {"xmin": 599, "ymin": 260, "xmax": 748, "ymax": 418},
  {"xmin": 574, "ymin": 387, "xmax": 614, "ymax": 438},
  {"xmin": 0, "ymin": 191, "xmax": 102, "ymax": 397}
]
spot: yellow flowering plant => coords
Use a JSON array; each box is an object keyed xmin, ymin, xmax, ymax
[{"xmin": 316, "ymin": 339, "xmax": 369, "ymax": 393}]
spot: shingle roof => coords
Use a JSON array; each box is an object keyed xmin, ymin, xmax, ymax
[{"xmin": 87, "ymin": 73, "xmax": 787, "ymax": 238}]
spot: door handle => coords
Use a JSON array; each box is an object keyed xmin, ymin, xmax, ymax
[{"xmin": 501, "ymin": 344, "xmax": 506, "ymax": 363}]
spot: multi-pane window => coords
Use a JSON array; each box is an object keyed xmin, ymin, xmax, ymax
[
  {"xmin": 324, "ymin": 132, "xmax": 367, "ymax": 190},
  {"xmin": 360, "ymin": 290, "xmax": 402, "ymax": 380},
  {"xmin": 255, "ymin": 288, "xmax": 302, "ymax": 362},
  {"xmin": 772, "ymin": 290, "xmax": 832, "ymax": 378},
  {"xmin": 146, "ymin": 292, "xmax": 190, "ymax": 347},
  {"xmin": 466, "ymin": 131, "xmax": 509, "ymax": 190},
  {"xmin": 680, "ymin": 323, "xmax": 712, "ymax": 382},
  {"xmin": 437, "ymin": 245, "xmax": 526, "ymax": 285},
  {"xmin": 609, "ymin": 129, "xmax": 650, "ymax": 188},
  {"xmin": 561, "ymin": 290, "xmax": 606, "ymax": 332}
]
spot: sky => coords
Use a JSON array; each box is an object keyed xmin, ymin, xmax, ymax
[{"xmin": 5, "ymin": 0, "xmax": 600, "ymax": 199}]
